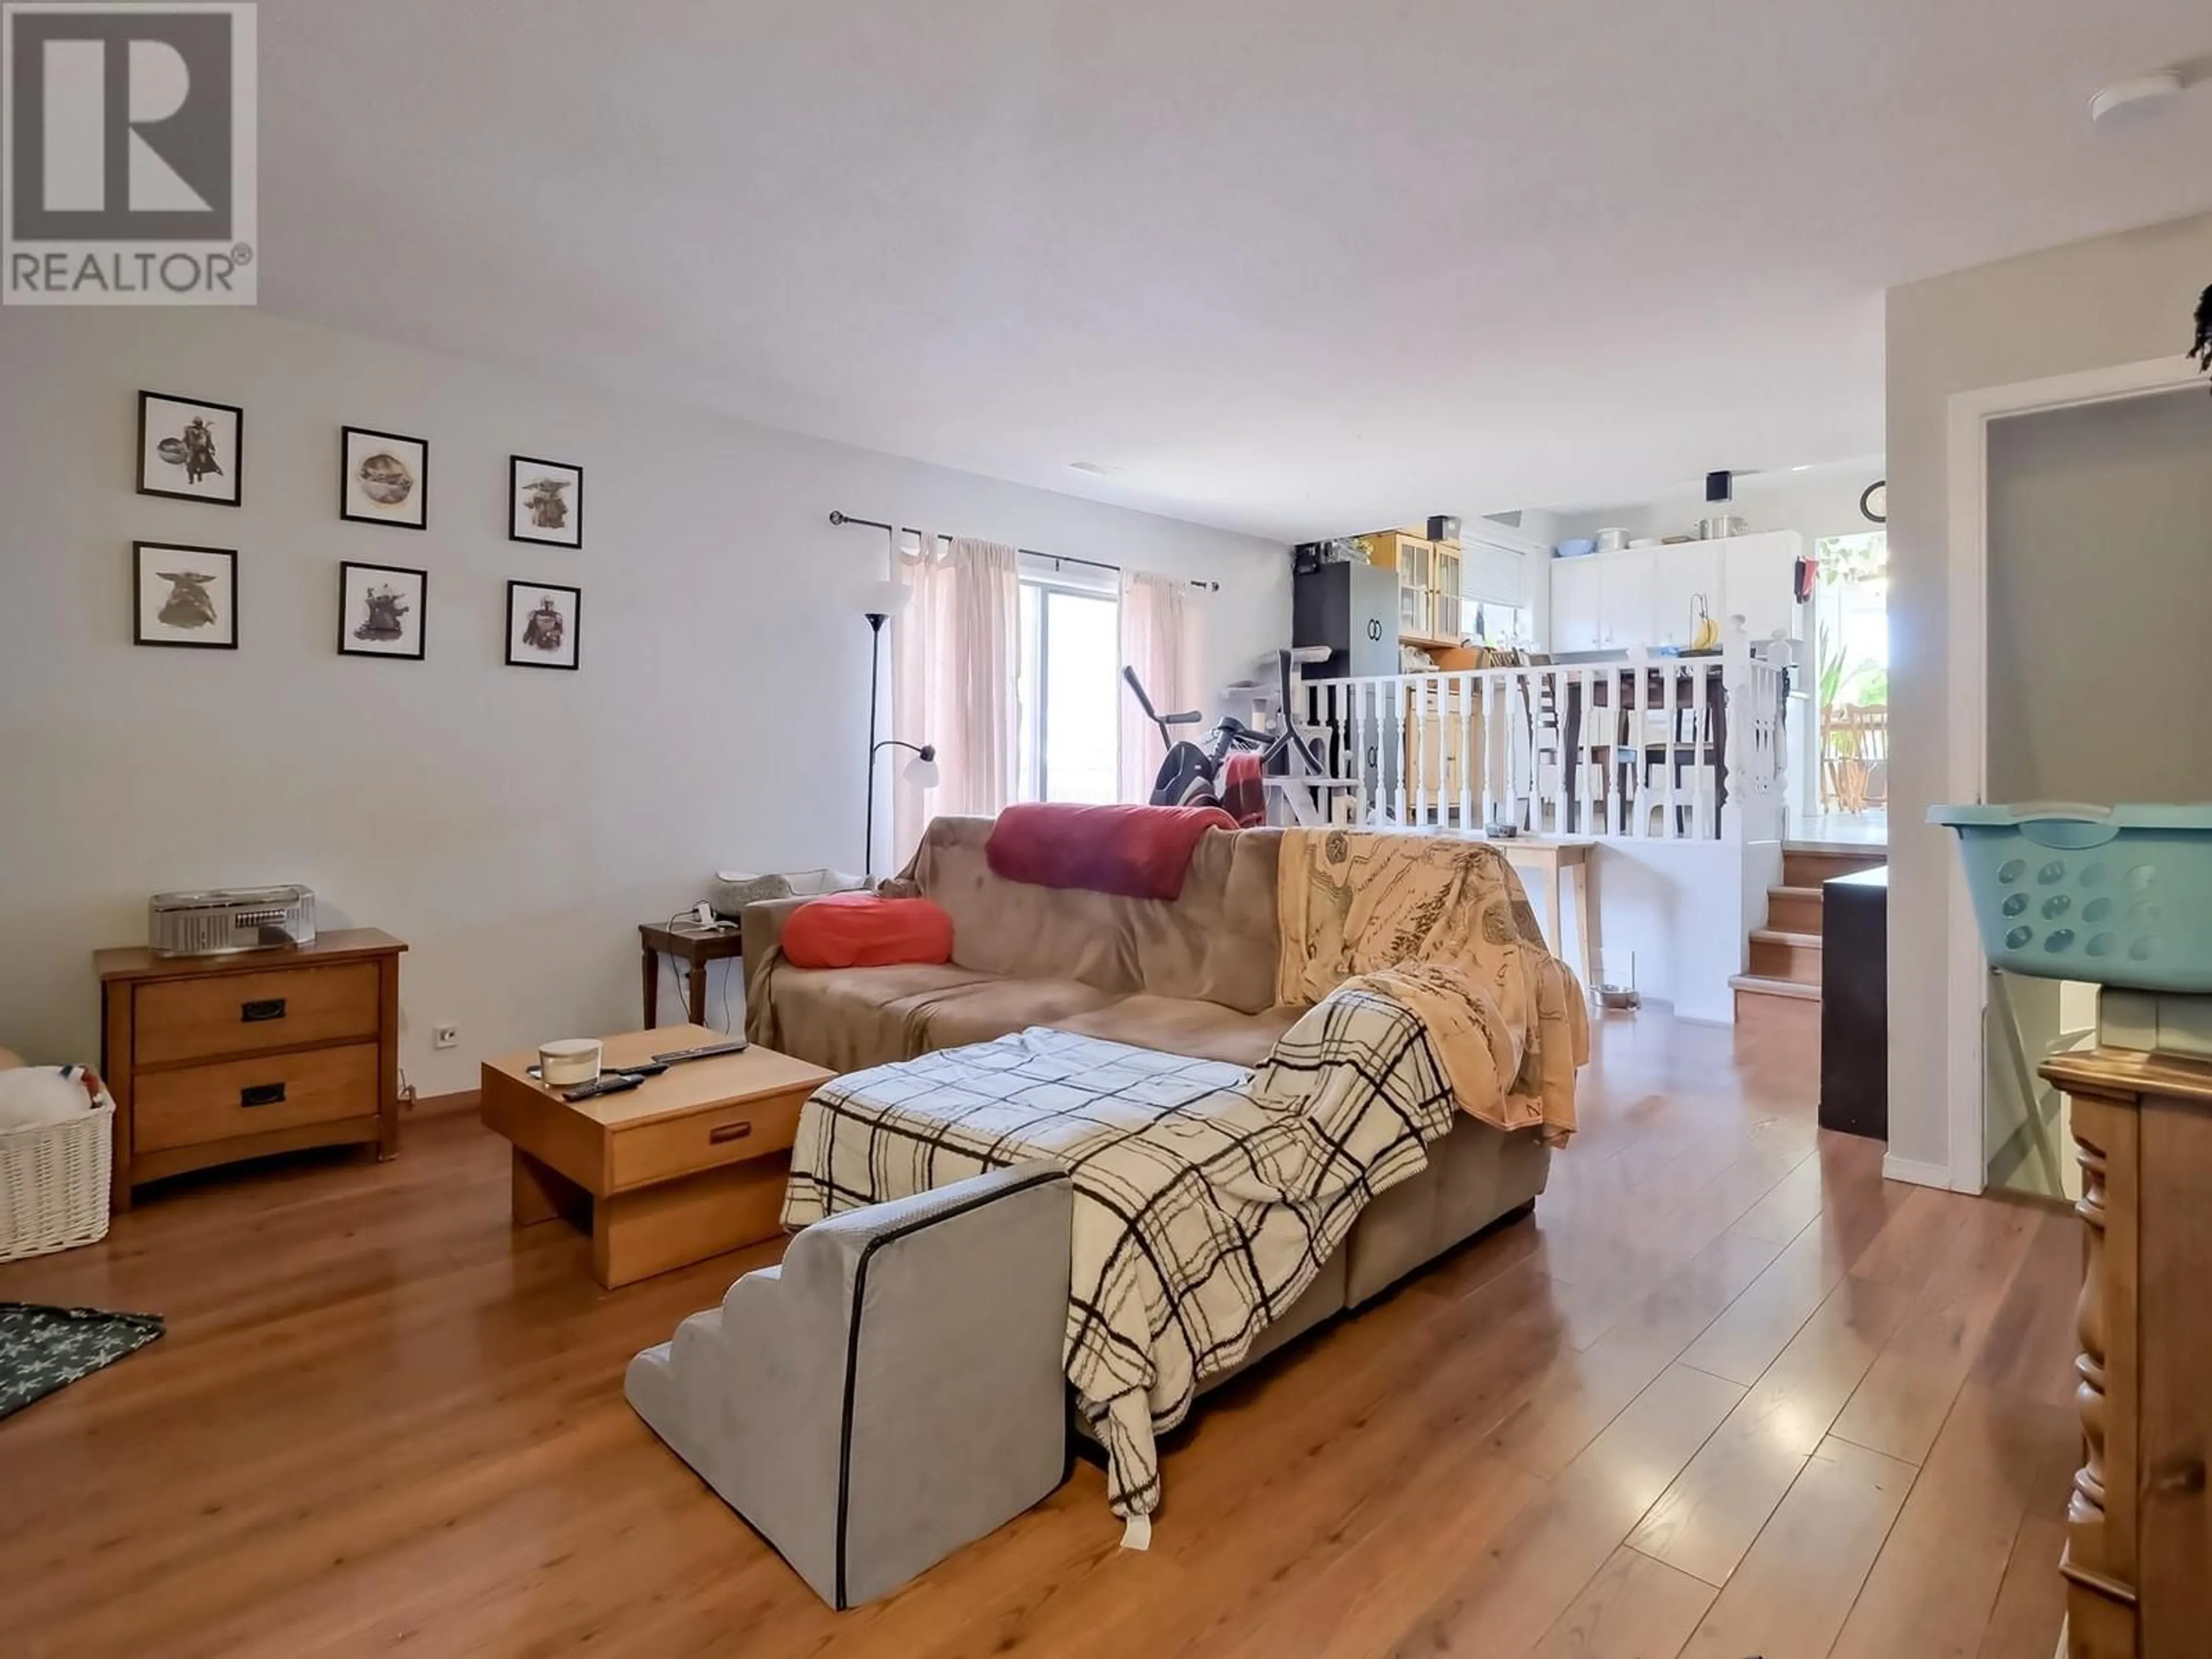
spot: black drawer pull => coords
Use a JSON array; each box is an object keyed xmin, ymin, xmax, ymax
[
  {"xmin": 708, "ymin": 1120, "xmax": 753, "ymax": 1145},
  {"xmin": 241, "ymin": 998, "xmax": 287, "ymax": 1024},
  {"xmin": 240, "ymin": 1082, "xmax": 286, "ymax": 1108}
]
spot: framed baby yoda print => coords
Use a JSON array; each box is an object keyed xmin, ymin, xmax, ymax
[
  {"xmin": 509, "ymin": 455, "xmax": 582, "ymax": 548},
  {"xmin": 338, "ymin": 561, "xmax": 427, "ymax": 660},
  {"xmin": 340, "ymin": 426, "xmax": 429, "ymax": 529},
  {"xmin": 134, "ymin": 541, "xmax": 238, "ymax": 649}
]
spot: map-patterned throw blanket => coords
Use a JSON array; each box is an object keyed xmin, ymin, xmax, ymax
[
  {"xmin": 781, "ymin": 1010, "xmax": 1460, "ymax": 1533},
  {"xmin": 1277, "ymin": 828, "xmax": 1588, "ymax": 1145}
]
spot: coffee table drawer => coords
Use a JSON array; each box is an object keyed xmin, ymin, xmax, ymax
[
  {"xmin": 134, "ymin": 1041, "xmax": 381, "ymax": 1152},
  {"xmin": 137, "ymin": 961, "xmax": 380, "ymax": 1066},
  {"xmin": 608, "ymin": 1088, "xmax": 805, "ymax": 1191}
]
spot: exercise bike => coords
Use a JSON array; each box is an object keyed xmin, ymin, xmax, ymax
[{"xmin": 1122, "ymin": 648, "xmax": 1343, "ymax": 826}]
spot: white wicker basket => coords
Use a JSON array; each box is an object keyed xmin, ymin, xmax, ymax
[{"xmin": 0, "ymin": 1101, "xmax": 115, "ymax": 1262}]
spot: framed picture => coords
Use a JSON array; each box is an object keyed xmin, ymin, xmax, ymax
[
  {"xmin": 338, "ymin": 561, "xmax": 427, "ymax": 661},
  {"xmin": 340, "ymin": 426, "xmax": 429, "ymax": 529},
  {"xmin": 505, "ymin": 579, "xmax": 581, "ymax": 671},
  {"xmin": 509, "ymin": 455, "xmax": 582, "ymax": 548},
  {"xmin": 138, "ymin": 392, "xmax": 243, "ymax": 506},
  {"xmin": 134, "ymin": 541, "xmax": 238, "ymax": 650}
]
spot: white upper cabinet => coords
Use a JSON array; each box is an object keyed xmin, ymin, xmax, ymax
[
  {"xmin": 1543, "ymin": 530, "xmax": 1801, "ymax": 654},
  {"xmin": 1721, "ymin": 532, "xmax": 1801, "ymax": 642},
  {"xmin": 1650, "ymin": 541, "xmax": 1722, "ymax": 647},
  {"xmin": 1596, "ymin": 551, "xmax": 1653, "ymax": 649},
  {"xmin": 1550, "ymin": 558, "xmax": 1604, "ymax": 653}
]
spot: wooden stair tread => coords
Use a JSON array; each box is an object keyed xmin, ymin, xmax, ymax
[
  {"xmin": 1730, "ymin": 973, "xmax": 1821, "ymax": 1003},
  {"xmin": 1767, "ymin": 885, "xmax": 1824, "ymax": 902},
  {"xmin": 1749, "ymin": 927, "xmax": 1823, "ymax": 949}
]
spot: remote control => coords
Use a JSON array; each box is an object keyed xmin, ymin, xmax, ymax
[
  {"xmin": 562, "ymin": 1072, "xmax": 646, "ymax": 1102},
  {"xmin": 650, "ymin": 1039, "xmax": 749, "ymax": 1065}
]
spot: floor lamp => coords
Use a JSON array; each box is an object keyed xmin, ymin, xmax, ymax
[{"xmin": 862, "ymin": 582, "xmax": 937, "ymax": 877}]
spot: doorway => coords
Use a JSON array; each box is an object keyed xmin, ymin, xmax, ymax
[
  {"xmin": 1805, "ymin": 532, "xmax": 1888, "ymax": 846},
  {"xmin": 1944, "ymin": 368, "xmax": 2212, "ymax": 1196},
  {"xmin": 1977, "ymin": 384, "xmax": 2212, "ymax": 1196}
]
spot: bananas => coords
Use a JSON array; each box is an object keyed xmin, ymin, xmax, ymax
[{"xmin": 1690, "ymin": 596, "xmax": 1721, "ymax": 652}]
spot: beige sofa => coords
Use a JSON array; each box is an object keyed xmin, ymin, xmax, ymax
[{"xmin": 743, "ymin": 816, "xmax": 1550, "ymax": 1373}]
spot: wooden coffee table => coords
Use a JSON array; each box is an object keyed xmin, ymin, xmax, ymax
[{"xmin": 479, "ymin": 1025, "xmax": 833, "ymax": 1289}]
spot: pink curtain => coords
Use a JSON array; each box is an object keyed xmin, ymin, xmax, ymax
[
  {"xmin": 1118, "ymin": 572, "xmax": 1203, "ymax": 803},
  {"xmin": 890, "ymin": 535, "xmax": 1020, "ymax": 868}
]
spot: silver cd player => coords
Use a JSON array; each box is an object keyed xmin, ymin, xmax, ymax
[{"xmin": 149, "ymin": 885, "xmax": 317, "ymax": 956}]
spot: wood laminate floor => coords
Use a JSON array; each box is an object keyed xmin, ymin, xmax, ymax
[{"xmin": 0, "ymin": 1012, "xmax": 2078, "ymax": 1658}]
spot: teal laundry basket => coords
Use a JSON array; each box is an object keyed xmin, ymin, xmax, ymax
[{"xmin": 1929, "ymin": 804, "xmax": 2212, "ymax": 993}]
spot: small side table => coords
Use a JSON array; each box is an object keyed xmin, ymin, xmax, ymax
[
  {"xmin": 639, "ymin": 920, "xmax": 745, "ymax": 1028},
  {"xmin": 1494, "ymin": 836, "xmax": 1598, "ymax": 997}
]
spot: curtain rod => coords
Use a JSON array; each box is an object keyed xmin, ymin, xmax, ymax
[{"xmin": 827, "ymin": 511, "xmax": 1219, "ymax": 592}]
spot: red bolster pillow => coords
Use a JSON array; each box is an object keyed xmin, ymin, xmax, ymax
[
  {"xmin": 781, "ymin": 893, "xmax": 954, "ymax": 970},
  {"xmin": 985, "ymin": 802, "xmax": 1239, "ymax": 900}
]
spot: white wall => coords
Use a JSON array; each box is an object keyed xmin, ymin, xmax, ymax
[
  {"xmin": 1588, "ymin": 838, "xmax": 1777, "ymax": 1024},
  {"xmin": 0, "ymin": 308, "xmax": 1286, "ymax": 1094},
  {"xmin": 1548, "ymin": 462, "xmax": 1886, "ymax": 551},
  {"xmin": 1885, "ymin": 210, "xmax": 2212, "ymax": 1184},
  {"xmin": 1986, "ymin": 388, "xmax": 2212, "ymax": 801}
]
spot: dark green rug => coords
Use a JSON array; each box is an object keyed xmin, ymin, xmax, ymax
[{"xmin": 0, "ymin": 1301, "xmax": 165, "ymax": 1419}]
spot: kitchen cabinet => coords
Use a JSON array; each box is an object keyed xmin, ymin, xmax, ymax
[
  {"xmin": 1358, "ymin": 528, "xmax": 1490, "ymax": 648},
  {"xmin": 1550, "ymin": 559, "xmax": 1604, "ymax": 653},
  {"xmin": 1652, "ymin": 543, "xmax": 1723, "ymax": 648},
  {"xmin": 1358, "ymin": 529, "xmax": 1442, "ymax": 645},
  {"xmin": 1597, "ymin": 551, "xmax": 1653, "ymax": 649},
  {"xmin": 1544, "ymin": 531, "xmax": 1801, "ymax": 655},
  {"xmin": 1430, "ymin": 544, "xmax": 1463, "ymax": 641},
  {"xmin": 1722, "ymin": 535, "xmax": 1800, "ymax": 642}
]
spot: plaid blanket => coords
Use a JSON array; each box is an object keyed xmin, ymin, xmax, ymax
[{"xmin": 781, "ymin": 999, "xmax": 1460, "ymax": 1527}]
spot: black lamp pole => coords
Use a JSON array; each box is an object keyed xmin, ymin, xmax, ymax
[
  {"xmin": 866, "ymin": 738, "xmax": 935, "ymax": 881},
  {"xmin": 863, "ymin": 609, "xmax": 888, "ymax": 878}
]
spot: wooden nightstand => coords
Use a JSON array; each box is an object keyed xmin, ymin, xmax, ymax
[
  {"xmin": 96, "ymin": 929, "xmax": 408, "ymax": 1208},
  {"xmin": 639, "ymin": 919, "xmax": 745, "ymax": 1028}
]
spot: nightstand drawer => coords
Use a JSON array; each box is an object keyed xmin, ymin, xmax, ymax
[
  {"xmin": 136, "ymin": 961, "xmax": 379, "ymax": 1066},
  {"xmin": 134, "ymin": 1043, "xmax": 380, "ymax": 1152},
  {"xmin": 608, "ymin": 1088, "xmax": 805, "ymax": 1192}
]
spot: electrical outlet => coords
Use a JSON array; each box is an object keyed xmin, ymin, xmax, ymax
[{"xmin": 433, "ymin": 1024, "xmax": 459, "ymax": 1050}]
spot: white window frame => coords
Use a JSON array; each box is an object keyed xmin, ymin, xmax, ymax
[{"xmin": 1017, "ymin": 563, "xmax": 1119, "ymax": 804}]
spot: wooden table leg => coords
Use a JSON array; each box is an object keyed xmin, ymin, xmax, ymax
[
  {"xmin": 687, "ymin": 960, "xmax": 709, "ymax": 1026},
  {"xmin": 590, "ymin": 1155, "xmax": 788, "ymax": 1289},
  {"xmin": 103, "ymin": 978, "xmax": 134, "ymax": 1212},
  {"xmin": 1567, "ymin": 855, "xmax": 1597, "ymax": 994},
  {"xmin": 376, "ymin": 952, "xmax": 402, "ymax": 1160},
  {"xmin": 512, "ymin": 1147, "xmax": 586, "ymax": 1230},
  {"xmin": 641, "ymin": 943, "xmax": 658, "ymax": 1029}
]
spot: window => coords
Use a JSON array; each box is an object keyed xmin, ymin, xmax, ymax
[
  {"xmin": 1471, "ymin": 601, "xmax": 1532, "ymax": 647},
  {"xmin": 1016, "ymin": 559, "xmax": 1120, "ymax": 804}
]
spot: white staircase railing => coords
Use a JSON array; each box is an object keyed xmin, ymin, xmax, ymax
[{"xmin": 1296, "ymin": 622, "xmax": 1787, "ymax": 843}]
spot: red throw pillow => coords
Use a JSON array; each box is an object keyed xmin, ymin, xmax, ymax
[
  {"xmin": 985, "ymin": 802, "xmax": 1240, "ymax": 900},
  {"xmin": 781, "ymin": 893, "xmax": 954, "ymax": 970}
]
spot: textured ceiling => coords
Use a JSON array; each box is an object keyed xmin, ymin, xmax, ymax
[{"xmin": 255, "ymin": 0, "xmax": 2212, "ymax": 539}]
